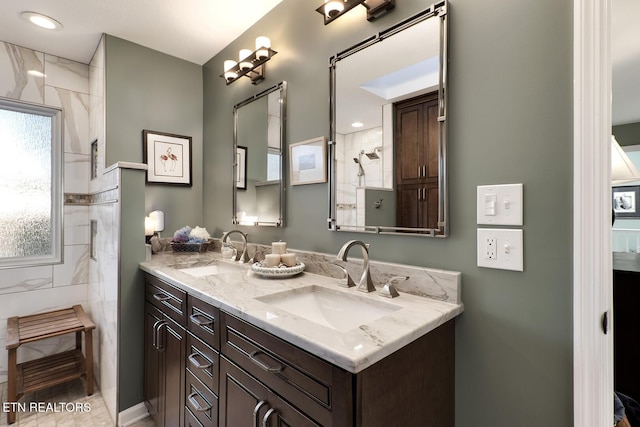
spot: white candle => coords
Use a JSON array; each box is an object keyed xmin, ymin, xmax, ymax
[
  {"xmin": 272, "ymin": 241, "xmax": 287, "ymax": 254},
  {"xmin": 281, "ymin": 253, "xmax": 297, "ymax": 267},
  {"xmin": 264, "ymin": 254, "xmax": 281, "ymax": 267},
  {"xmin": 144, "ymin": 216, "xmax": 154, "ymax": 236}
]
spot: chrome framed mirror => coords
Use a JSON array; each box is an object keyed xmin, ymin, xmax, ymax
[
  {"xmin": 328, "ymin": 1, "xmax": 448, "ymax": 237},
  {"xmin": 233, "ymin": 81, "xmax": 287, "ymax": 227}
]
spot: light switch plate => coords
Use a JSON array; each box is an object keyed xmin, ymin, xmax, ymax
[
  {"xmin": 477, "ymin": 228, "xmax": 524, "ymax": 271},
  {"xmin": 477, "ymin": 184, "xmax": 523, "ymax": 225}
]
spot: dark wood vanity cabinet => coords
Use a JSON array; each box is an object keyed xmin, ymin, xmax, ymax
[
  {"xmin": 144, "ymin": 273, "xmax": 455, "ymax": 427},
  {"xmin": 220, "ymin": 312, "xmax": 454, "ymax": 427},
  {"xmin": 144, "ymin": 296, "xmax": 186, "ymax": 427},
  {"xmin": 395, "ymin": 92, "xmax": 440, "ymax": 230}
]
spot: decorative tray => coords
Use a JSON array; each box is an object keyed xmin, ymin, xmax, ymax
[
  {"xmin": 170, "ymin": 240, "xmax": 212, "ymax": 253},
  {"xmin": 251, "ymin": 262, "xmax": 305, "ymax": 278}
]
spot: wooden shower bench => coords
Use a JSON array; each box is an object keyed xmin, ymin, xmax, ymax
[{"xmin": 5, "ymin": 305, "xmax": 95, "ymax": 424}]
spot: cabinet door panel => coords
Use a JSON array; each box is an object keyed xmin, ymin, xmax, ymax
[
  {"xmin": 162, "ymin": 317, "xmax": 186, "ymax": 427},
  {"xmin": 144, "ymin": 303, "xmax": 163, "ymax": 426},
  {"xmin": 219, "ymin": 357, "xmax": 269, "ymax": 427}
]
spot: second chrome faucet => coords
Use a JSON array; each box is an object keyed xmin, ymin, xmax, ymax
[{"xmin": 336, "ymin": 240, "xmax": 376, "ymax": 293}]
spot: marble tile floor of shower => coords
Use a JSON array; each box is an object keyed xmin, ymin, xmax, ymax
[{"xmin": 0, "ymin": 380, "xmax": 155, "ymax": 427}]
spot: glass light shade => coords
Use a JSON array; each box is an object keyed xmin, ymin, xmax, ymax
[
  {"xmin": 255, "ymin": 36, "xmax": 271, "ymax": 60},
  {"xmin": 224, "ymin": 60, "xmax": 238, "ymax": 80},
  {"xmin": 325, "ymin": 1, "xmax": 345, "ymax": 18},
  {"xmin": 148, "ymin": 210, "xmax": 164, "ymax": 232},
  {"xmin": 612, "ymin": 136, "xmax": 640, "ymax": 184},
  {"xmin": 239, "ymin": 49, "xmax": 253, "ymax": 70}
]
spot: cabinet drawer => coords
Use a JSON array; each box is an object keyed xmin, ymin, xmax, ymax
[
  {"xmin": 185, "ymin": 407, "xmax": 205, "ymax": 427},
  {"xmin": 187, "ymin": 295, "xmax": 220, "ymax": 349},
  {"xmin": 221, "ymin": 313, "xmax": 352, "ymax": 426},
  {"xmin": 145, "ymin": 274, "xmax": 186, "ymax": 326},
  {"xmin": 186, "ymin": 370, "xmax": 218, "ymax": 427},
  {"xmin": 186, "ymin": 332, "xmax": 219, "ymax": 395}
]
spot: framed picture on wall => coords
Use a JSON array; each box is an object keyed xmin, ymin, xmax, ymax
[
  {"xmin": 143, "ymin": 130, "xmax": 192, "ymax": 186},
  {"xmin": 613, "ymin": 185, "xmax": 640, "ymax": 218},
  {"xmin": 289, "ymin": 137, "xmax": 327, "ymax": 186},
  {"xmin": 236, "ymin": 145, "xmax": 247, "ymax": 190}
]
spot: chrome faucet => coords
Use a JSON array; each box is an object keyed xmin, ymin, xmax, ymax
[
  {"xmin": 220, "ymin": 230, "xmax": 250, "ymax": 263},
  {"xmin": 336, "ymin": 240, "xmax": 375, "ymax": 293}
]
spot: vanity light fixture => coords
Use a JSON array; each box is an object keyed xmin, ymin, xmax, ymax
[
  {"xmin": 220, "ymin": 36, "xmax": 277, "ymax": 85},
  {"xmin": 316, "ymin": 0, "xmax": 395, "ymax": 25},
  {"xmin": 21, "ymin": 12, "xmax": 63, "ymax": 30}
]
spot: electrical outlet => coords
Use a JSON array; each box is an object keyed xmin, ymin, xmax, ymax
[
  {"xmin": 485, "ymin": 237, "xmax": 497, "ymax": 259},
  {"xmin": 477, "ymin": 229, "xmax": 524, "ymax": 271}
]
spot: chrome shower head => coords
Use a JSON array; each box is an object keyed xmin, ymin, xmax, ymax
[
  {"xmin": 353, "ymin": 157, "xmax": 360, "ymax": 164},
  {"xmin": 364, "ymin": 152, "xmax": 379, "ymax": 160}
]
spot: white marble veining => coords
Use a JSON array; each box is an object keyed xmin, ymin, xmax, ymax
[
  {"xmin": 0, "ymin": 265, "xmax": 52, "ymax": 295},
  {"xmin": 0, "ymin": 42, "xmax": 44, "ymax": 103},
  {"xmin": 65, "ymin": 153, "xmax": 91, "ymax": 194},
  {"xmin": 141, "ymin": 252, "xmax": 463, "ymax": 373},
  {"xmin": 45, "ymin": 86, "xmax": 90, "ymax": 155},
  {"xmin": 44, "ymin": 55, "xmax": 90, "ymax": 94}
]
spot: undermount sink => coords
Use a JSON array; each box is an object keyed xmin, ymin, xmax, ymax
[
  {"xmin": 256, "ymin": 285, "xmax": 401, "ymax": 332},
  {"xmin": 167, "ymin": 261, "xmax": 243, "ymax": 277}
]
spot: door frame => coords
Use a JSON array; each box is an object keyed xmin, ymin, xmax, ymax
[{"xmin": 573, "ymin": 0, "xmax": 614, "ymax": 425}]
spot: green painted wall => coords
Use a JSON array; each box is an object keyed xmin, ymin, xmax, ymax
[
  {"xmin": 202, "ymin": 0, "xmax": 573, "ymax": 425},
  {"xmin": 117, "ymin": 168, "xmax": 147, "ymax": 410},
  {"xmin": 105, "ymin": 35, "xmax": 204, "ymax": 234}
]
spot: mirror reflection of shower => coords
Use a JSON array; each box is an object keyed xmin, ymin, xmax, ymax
[{"xmin": 353, "ymin": 147, "xmax": 382, "ymax": 186}]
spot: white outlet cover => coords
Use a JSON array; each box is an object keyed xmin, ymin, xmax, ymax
[
  {"xmin": 477, "ymin": 184, "xmax": 523, "ymax": 226},
  {"xmin": 477, "ymin": 228, "xmax": 524, "ymax": 271}
]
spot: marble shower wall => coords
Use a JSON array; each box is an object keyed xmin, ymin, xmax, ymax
[
  {"xmin": 0, "ymin": 42, "xmax": 91, "ymax": 382},
  {"xmin": 336, "ymin": 128, "xmax": 388, "ymax": 226}
]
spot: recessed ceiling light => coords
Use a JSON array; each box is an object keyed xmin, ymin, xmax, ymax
[
  {"xmin": 352, "ymin": 122, "xmax": 364, "ymax": 128},
  {"xmin": 21, "ymin": 12, "xmax": 63, "ymax": 31}
]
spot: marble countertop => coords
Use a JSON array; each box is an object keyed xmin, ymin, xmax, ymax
[
  {"xmin": 140, "ymin": 252, "xmax": 464, "ymax": 373},
  {"xmin": 614, "ymin": 251, "xmax": 640, "ymax": 273}
]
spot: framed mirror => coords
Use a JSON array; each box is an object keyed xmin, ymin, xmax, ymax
[
  {"xmin": 328, "ymin": 1, "xmax": 448, "ymax": 237},
  {"xmin": 233, "ymin": 81, "xmax": 287, "ymax": 227}
]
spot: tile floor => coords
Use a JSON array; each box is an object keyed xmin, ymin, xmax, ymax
[{"xmin": 0, "ymin": 380, "xmax": 155, "ymax": 427}]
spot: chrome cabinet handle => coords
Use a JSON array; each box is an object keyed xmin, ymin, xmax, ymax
[
  {"xmin": 262, "ymin": 408, "xmax": 278, "ymax": 427},
  {"xmin": 187, "ymin": 392, "xmax": 211, "ymax": 412},
  {"xmin": 152, "ymin": 319, "xmax": 163, "ymax": 349},
  {"xmin": 153, "ymin": 293, "xmax": 171, "ymax": 302},
  {"xmin": 253, "ymin": 400, "xmax": 267, "ymax": 427},
  {"xmin": 188, "ymin": 353, "xmax": 212, "ymax": 370},
  {"xmin": 422, "ymin": 188, "xmax": 426, "ymax": 200},
  {"xmin": 155, "ymin": 321, "xmax": 166, "ymax": 352},
  {"xmin": 417, "ymin": 188, "xmax": 421, "ymax": 200},
  {"xmin": 418, "ymin": 166, "xmax": 422, "ymax": 178},
  {"xmin": 249, "ymin": 350, "xmax": 283, "ymax": 373},
  {"xmin": 189, "ymin": 313, "xmax": 213, "ymax": 328}
]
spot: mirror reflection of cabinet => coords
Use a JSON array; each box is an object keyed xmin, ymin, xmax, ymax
[
  {"xmin": 395, "ymin": 92, "xmax": 439, "ymax": 230},
  {"xmin": 328, "ymin": 1, "xmax": 448, "ymax": 237},
  {"xmin": 233, "ymin": 82, "xmax": 287, "ymax": 227}
]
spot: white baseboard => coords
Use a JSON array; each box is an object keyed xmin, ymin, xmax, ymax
[{"xmin": 118, "ymin": 402, "xmax": 149, "ymax": 426}]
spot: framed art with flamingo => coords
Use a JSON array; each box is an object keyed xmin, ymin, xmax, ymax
[{"xmin": 143, "ymin": 130, "xmax": 192, "ymax": 186}]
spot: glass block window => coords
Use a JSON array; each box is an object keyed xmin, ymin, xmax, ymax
[{"xmin": 0, "ymin": 98, "xmax": 63, "ymax": 268}]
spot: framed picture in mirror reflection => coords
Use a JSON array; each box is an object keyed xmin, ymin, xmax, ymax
[
  {"xmin": 236, "ymin": 145, "xmax": 247, "ymax": 190},
  {"xmin": 613, "ymin": 185, "xmax": 640, "ymax": 218},
  {"xmin": 289, "ymin": 137, "xmax": 327, "ymax": 186}
]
